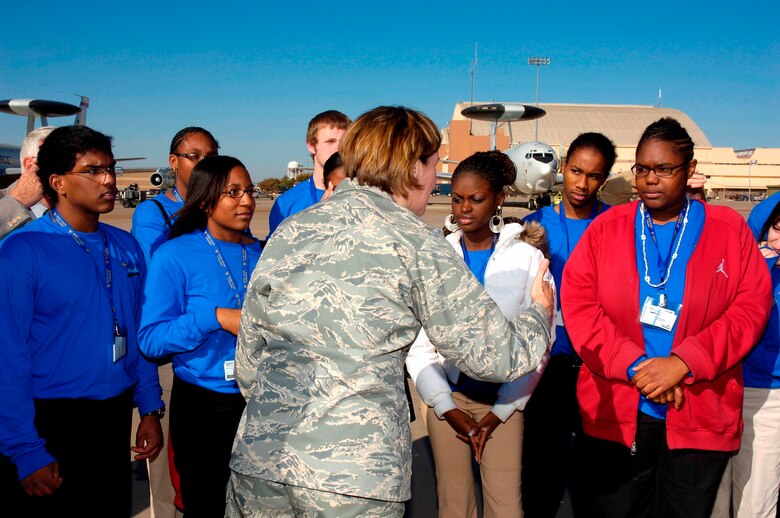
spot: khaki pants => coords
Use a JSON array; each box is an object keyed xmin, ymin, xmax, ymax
[
  {"xmin": 147, "ymin": 363, "xmax": 183, "ymax": 518},
  {"xmin": 712, "ymin": 387, "xmax": 780, "ymax": 518},
  {"xmin": 426, "ymin": 391, "xmax": 523, "ymax": 518}
]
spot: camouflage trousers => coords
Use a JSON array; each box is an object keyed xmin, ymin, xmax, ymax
[{"xmin": 225, "ymin": 471, "xmax": 405, "ymax": 518}]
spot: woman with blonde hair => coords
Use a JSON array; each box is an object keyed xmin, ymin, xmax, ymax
[{"xmin": 226, "ymin": 106, "xmax": 555, "ymax": 517}]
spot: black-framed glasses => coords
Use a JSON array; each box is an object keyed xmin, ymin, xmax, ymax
[
  {"xmin": 631, "ymin": 162, "xmax": 689, "ymax": 178},
  {"xmin": 60, "ymin": 165, "xmax": 122, "ymax": 180},
  {"xmin": 222, "ymin": 188, "xmax": 257, "ymax": 199},
  {"xmin": 172, "ymin": 152, "xmax": 212, "ymax": 163}
]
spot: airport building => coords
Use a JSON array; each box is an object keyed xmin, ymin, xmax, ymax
[{"xmin": 440, "ymin": 102, "xmax": 780, "ymax": 199}]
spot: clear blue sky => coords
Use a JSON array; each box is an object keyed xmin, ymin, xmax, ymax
[{"xmin": 1, "ymin": 1, "xmax": 778, "ymax": 180}]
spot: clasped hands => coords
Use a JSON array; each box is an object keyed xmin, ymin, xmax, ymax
[
  {"xmin": 631, "ymin": 355, "xmax": 690, "ymax": 410},
  {"xmin": 442, "ymin": 408, "xmax": 502, "ymax": 464}
]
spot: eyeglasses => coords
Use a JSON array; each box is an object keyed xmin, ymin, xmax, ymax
[
  {"xmin": 222, "ymin": 188, "xmax": 257, "ymax": 199},
  {"xmin": 172, "ymin": 152, "xmax": 212, "ymax": 163},
  {"xmin": 631, "ymin": 162, "xmax": 689, "ymax": 178},
  {"xmin": 60, "ymin": 165, "xmax": 123, "ymax": 180}
]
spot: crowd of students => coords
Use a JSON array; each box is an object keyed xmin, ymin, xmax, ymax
[{"xmin": 0, "ymin": 107, "xmax": 776, "ymax": 518}]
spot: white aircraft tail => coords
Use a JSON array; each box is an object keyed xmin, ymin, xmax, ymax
[{"xmin": 74, "ymin": 95, "xmax": 89, "ymax": 126}]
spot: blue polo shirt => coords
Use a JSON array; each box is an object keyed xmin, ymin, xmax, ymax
[
  {"xmin": 267, "ymin": 176, "xmax": 324, "ymax": 238},
  {"xmin": 524, "ymin": 202, "xmax": 610, "ymax": 357},
  {"xmin": 131, "ymin": 193, "xmax": 183, "ymax": 264}
]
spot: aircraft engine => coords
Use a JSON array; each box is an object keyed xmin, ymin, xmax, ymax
[
  {"xmin": 504, "ymin": 141, "xmax": 559, "ymax": 196},
  {"xmin": 149, "ymin": 167, "xmax": 175, "ymax": 189}
]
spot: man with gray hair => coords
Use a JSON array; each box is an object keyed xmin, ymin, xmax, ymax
[{"xmin": 0, "ymin": 126, "xmax": 55, "ymax": 238}]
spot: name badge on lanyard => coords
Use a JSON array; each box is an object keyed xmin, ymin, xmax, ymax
[
  {"xmin": 639, "ymin": 296, "xmax": 679, "ymax": 332},
  {"xmin": 224, "ymin": 360, "xmax": 236, "ymax": 381}
]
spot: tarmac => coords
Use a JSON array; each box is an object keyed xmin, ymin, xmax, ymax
[{"xmin": 108, "ymin": 195, "xmax": 757, "ymax": 518}]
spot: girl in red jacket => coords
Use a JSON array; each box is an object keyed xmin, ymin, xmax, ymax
[{"xmin": 561, "ymin": 117, "xmax": 772, "ymax": 518}]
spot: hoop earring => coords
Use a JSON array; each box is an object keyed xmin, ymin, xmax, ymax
[
  {"xmin": 489, "ymin": 206, "xmax": 504, "ymax": 233},
  {"xmin": 444, "ymin": 213, "xmax": 460, "ymax": 232}
]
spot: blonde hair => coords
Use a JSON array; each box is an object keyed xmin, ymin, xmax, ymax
[{"xmin": 340, "ymin": 106, "xmax": 440, "ymax": 197}]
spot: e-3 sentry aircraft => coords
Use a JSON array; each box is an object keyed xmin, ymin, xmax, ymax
[{"xmin": 440, "ymin": 102, "xmax": 562, "ymax": 209}]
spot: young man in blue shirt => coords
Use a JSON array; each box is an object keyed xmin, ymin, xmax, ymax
[
  {"xmin": 267, "ymin": 110, "xmax": 351, "ymax": 237},
  {"xmin": 0, "ymin": 125, "xmax": 164, "ymax": 517}
]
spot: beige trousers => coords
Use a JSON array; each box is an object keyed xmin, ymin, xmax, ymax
[
  {"xmin": 147, "ymin": 363, "xmax": 183, "ymax": 518},
  {"xmin": 426, "ymin": 391, "xmax": 523, "ymax": 518},
  {"xmin": 712, "ymin": 387, "xmax": 780, "ymax": 518}
]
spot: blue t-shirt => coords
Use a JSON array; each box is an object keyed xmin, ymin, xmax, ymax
[
  {"xmin": 131, "ymin": 192, "xmax": 183, "ymax": 264},
  {"xmin": 631, "ymin": 200, "xmax": 704, "ymax": 419},
  {"xmin": 139, "ymin": 231, "xmax": 262, "ymax": 393},
  {"xmin": 523, "ymin": 202, "xmax": 610, "ymax": 356},
  {"xmin": 743, "ymin": 261, "xmax": 780, "ymax": 388},
  {"xmin": 0, "ymin": 215, "xmax": 163, "ymax": 480},
  {"xmin": 268, "ymin": 176, "xmax": 324, "ymax": 238}
]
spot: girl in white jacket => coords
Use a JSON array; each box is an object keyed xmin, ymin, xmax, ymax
[{"xmin": 407, "ymin": 150, "xmax": 554, "ymax": 518}]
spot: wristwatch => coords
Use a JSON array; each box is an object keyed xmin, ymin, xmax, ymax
[{"xmin": 142, "ymin": 407, "xmax": 166, "ymax": 419}]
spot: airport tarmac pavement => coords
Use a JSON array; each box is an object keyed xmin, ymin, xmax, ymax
[{"xmin": 115, "ymin": 195, "xmax": 755, "ymax": 518}]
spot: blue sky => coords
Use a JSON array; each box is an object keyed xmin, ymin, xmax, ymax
[{"xmin": 1, "ymin": 1, "xmax": 778, "ymax": 180}]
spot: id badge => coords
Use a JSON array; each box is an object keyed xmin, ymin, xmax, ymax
[
  {"xmin": 555, "ymin": 304, "xmax": 565, "ymax": 328},
  {"xmin": 224, "ymin": 360, "xmax": 236, "ymax": 381},
  {"xmin": 639, "ymin": 296, "xmax": 679, "ymax": 332},
  {"xmin": 113, "ymin": 335, "xmax": 127, "ymax": 362}
]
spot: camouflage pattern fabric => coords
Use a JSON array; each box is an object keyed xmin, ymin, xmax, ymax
[
  {"xmin": 225, "ymin": 472, "xmax": 405, "ymax": 517},
  {"xmin": 230, "ymin": 179, "xmax": 551, "ymax": 502}
]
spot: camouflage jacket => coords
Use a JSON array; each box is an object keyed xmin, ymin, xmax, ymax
[{"xmin": 230, "ymin": 179, "xmax": 551, "ymax": 501}]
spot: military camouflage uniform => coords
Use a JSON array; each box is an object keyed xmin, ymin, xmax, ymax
[{"xmin": 229, "ymin": 179, "xmax": 551, "ymax": 510}]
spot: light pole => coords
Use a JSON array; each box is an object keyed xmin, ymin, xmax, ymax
[
  {"xmin": 749, "ymin": 159, "xmax": 757, "ymax": 202},
  {"xmin": 528, "ymin": 57, "xmax": 551, "ymax": 141}
]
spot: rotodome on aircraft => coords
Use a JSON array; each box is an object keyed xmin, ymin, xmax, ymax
[
  {"xmin": 441, "ymin": 102, "xmax": 562, "ymax": 209},
  {"xmin": 0, "ymin": 97, "xmax": 89, "ymax": 181}
]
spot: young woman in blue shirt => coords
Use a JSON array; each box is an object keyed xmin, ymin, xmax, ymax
[{"xmin": 139, "ymin": 155, "xmax": 262, "ymax": 517}]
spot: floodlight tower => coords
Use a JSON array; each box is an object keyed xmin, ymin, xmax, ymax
[{"xmin": 528, "ymin": 57, "xmax": 551, "ymax": 140}]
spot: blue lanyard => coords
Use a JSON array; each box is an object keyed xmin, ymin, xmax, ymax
[
  {"xmin": 203, "ymin": 230, "xmax": 248, "ymax": 308},
  {"xmin": 641, "ymin": 200, "xmax": 687, "ymax": 285},
  {"xmin": 460, "ymin": 234, "xmax": 497, "ymax": 283},
  {"xmin": 558, "ymin": 201, "xmax": 600, "ymax": 257},
  {"xmin": 171, "ymin": 187, "xmax": 184, "ymax": 203},
  {"xmin": 50, "ymin": 209, "xmax": 121, "ymax": 334}
]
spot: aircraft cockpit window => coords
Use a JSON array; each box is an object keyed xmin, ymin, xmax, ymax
[{"xmin": 532, "ymin": 153, "xmax": 554, "ymax": 164}]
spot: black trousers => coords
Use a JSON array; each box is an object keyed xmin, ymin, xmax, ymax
[
  {"xmin": 0, "ymin": 389, "xmax": 134, "ymax": 518},
  {"xmin": 522, "ymin": 354, "xmax": 584, "ymax": 518},
  {"xmin": 574, "ymin": 412, "xmax": 730, "ymax": 518},
  {"xmin": 170, "ymin": 376, "xmax": 245, "ymax": 518}
]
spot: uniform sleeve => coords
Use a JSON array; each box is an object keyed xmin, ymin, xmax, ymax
[
  {"xmin": 674, "ymin": 220, "xmax": 773, "ymax": 382},
  {"xmin": 409, "ymin": 238, "xmax": 550, "ymax": 385},
  {"xmin": 235, "ymin": 274, "xmax": 269, "ymax": 399},
  {"xmin": 138, "ymin": 249, "xmax": 222, "ymax": 358},
  {"xmin": 561, "ymin": 219, "xmax": 647, "ymax": 381},
  {"xmin": 0, "ymin": 190, "xmax": 33, "ymax": 240},
  {"xmin": 0, "ymin": 251, "xmax": 57, "ymax": 480},
  {"xmin": 406, "ymin": 330, "xmax": 456, "ymax": 418},
  {"xmin": 131, "ymin": 201, "xmax": 168, "ymax": 265}
]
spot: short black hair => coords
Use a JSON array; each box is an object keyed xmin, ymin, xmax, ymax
[
  {"xmin": 36, "ymin": 125, "xmax": 113, "ymax": 202},
  {"xmin": 637, "ymin": 117, "xmax": 695, "ymax": 163},
  {"xmin": 169, "ymin": 127, "xmax": 220, "ymax": 154},
  {"xmin": 566, "ymin": 132, "xmax": 617, "ymax": 176},
  {"xmin": 452, "ymin": 150, "xmax": 516, "ymax": 195},
  {"xmin": 759, "ymin": 199, "xmax": 780, "ymax": 242},
  {"xmin": 323, "ymin": 152, "xmax": 343, "ymax": 186}
]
